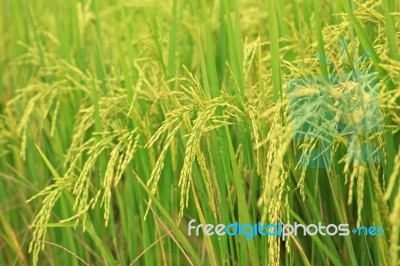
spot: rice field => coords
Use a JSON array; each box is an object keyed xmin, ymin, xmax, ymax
[{"xmin": 0, "ymin": 0, "xmax": 399, "ymax": 265}]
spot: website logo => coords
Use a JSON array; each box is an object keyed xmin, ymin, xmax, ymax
[
  {"xmin": 287, "ymin": 41, "xmax": 383, "ymax": 168},
  {"xmin": 188, "ymin": 220, "xmax": 384, "ymax": 241}
]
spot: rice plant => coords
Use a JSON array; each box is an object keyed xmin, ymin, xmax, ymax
[{"xmin": 0, "ymin": 0, "xmax": 399, "ymax": 265}]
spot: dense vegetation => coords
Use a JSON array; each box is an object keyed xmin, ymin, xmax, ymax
[{"xmin": 0, "ymin": 0, "xmax": 399, "ymax": 265}]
